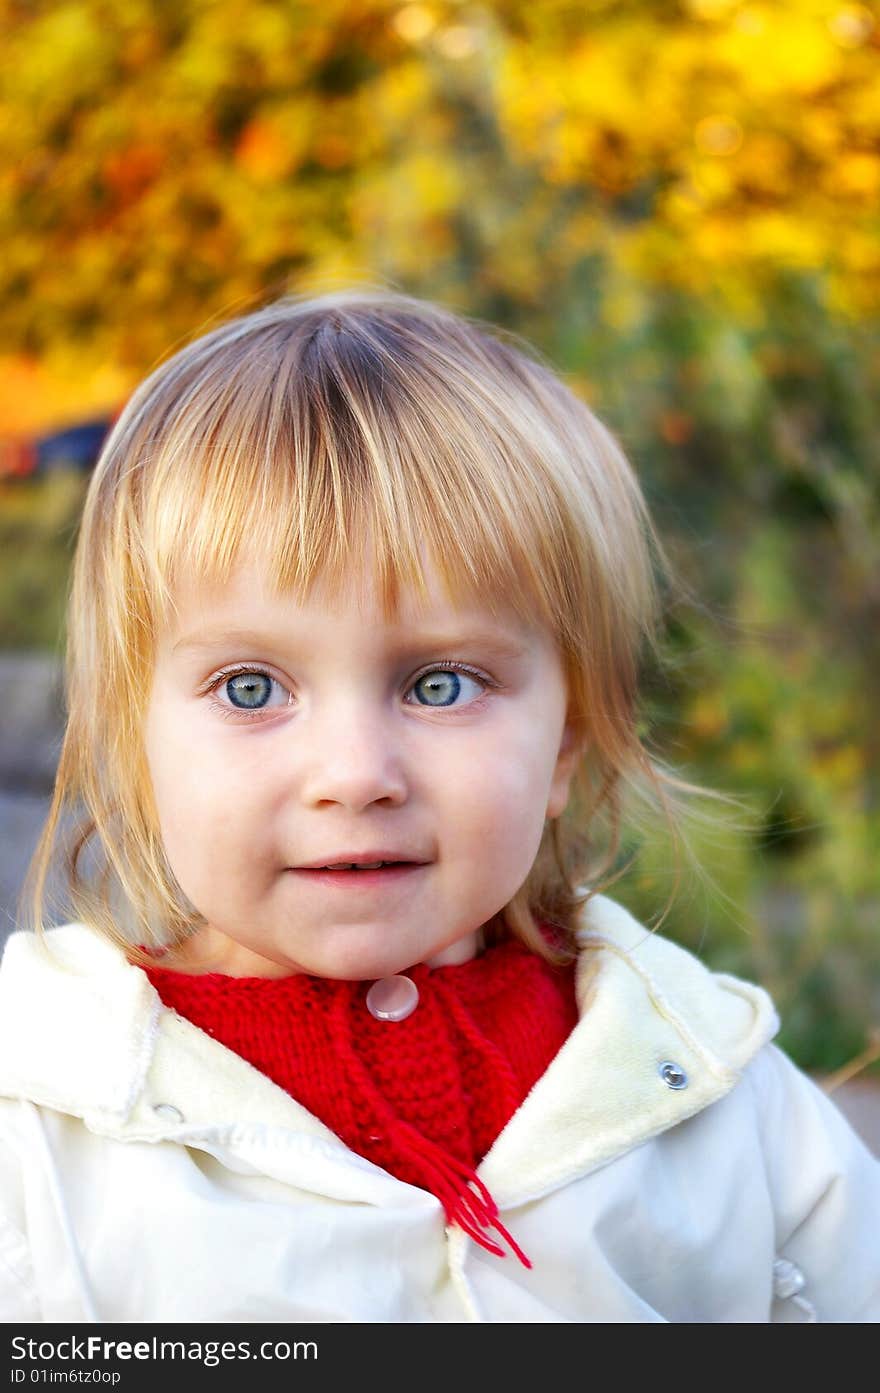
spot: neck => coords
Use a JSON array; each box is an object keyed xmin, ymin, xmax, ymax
[
  {"xmin": 425, "ymin": 928, "xmax": 485, "ymax": 968},
  {"xmin": 147, "ymin": 926, "xmax": 486, "ymax": 978}
]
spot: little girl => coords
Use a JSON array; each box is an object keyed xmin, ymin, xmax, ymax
[{"xmin": 1, "ymin": 289, "xmax": 878, "ymax": 1323}]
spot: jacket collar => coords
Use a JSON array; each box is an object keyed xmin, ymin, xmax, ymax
[{"xmin": 0, "ymin": 895, "xmax": 778, "ymax": 1204}]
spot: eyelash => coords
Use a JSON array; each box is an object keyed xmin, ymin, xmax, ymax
[{"xmin": 203, "ymin": 662, "xmax": 497, "ymax": 723}]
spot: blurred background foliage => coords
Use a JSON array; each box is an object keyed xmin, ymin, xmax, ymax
[{"xmin": 0, "ymin": 0, "xmax": 877, "ymax": 1071}]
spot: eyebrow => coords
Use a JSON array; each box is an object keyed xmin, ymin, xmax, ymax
[{"xmin": 172, "ymin": 627, "xmax": 531, "ymax": 659}]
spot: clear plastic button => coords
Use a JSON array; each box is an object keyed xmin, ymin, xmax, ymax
[{"xmin": 365, "ymin": 975, "xmax": 419, "ymax": 1021}]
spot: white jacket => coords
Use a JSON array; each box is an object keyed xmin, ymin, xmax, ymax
[{"xmin": 0, "ymin": 894, "xmax": 878, "ymax": 1324}]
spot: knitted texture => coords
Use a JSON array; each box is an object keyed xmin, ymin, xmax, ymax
[{"xmin": 141, "ymin": 935, "xmax": 579, "ymax": 1264}]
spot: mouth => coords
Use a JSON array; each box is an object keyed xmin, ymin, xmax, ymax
[{"xmin": 289, "ymin": 863, "xmax": 429, "ymax": 889}]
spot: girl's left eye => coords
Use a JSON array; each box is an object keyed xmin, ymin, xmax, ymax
[
  {"xmin": 407, "ymin": 664, "xmax": 491, "ymax": 709},
  {"xmin": 205, "ymin": 663, "xmax": 494, "ymax": 721}
]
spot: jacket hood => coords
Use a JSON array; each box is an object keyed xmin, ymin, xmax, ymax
[{"xmin": 0, "ymin": 893, "xmax": 778, "ymax": 1205}]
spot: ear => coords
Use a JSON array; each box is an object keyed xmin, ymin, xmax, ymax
[{"xmin": 546, "ymin": 718, "xmax": 585, "ymax": 821}]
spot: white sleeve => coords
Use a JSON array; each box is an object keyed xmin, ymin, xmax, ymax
[
  {"xmin": 0, "ymin": 1129, "xmax": 42, "ymax": 1322},
  {"xmin": 0, "ymin": 1219, "xmax": 41, "ymax": 1323},
  {"xmin": 747, "ymin": 1043, "xmax": 880, "ymax": 1322}
]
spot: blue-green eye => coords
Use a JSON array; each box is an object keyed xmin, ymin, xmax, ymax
[
  {"xmin": 207, "ymin": 668, "xmax": 290, "ymax": 719},
  {"xmin": 226, "ymin": 671, "xmax": 273, "ymax": 709},
  {"xmin": 411, "ymin": 667, "xmax": 485, "ymax": 707}
]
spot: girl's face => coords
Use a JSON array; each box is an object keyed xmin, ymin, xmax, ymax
[{"xmin": 143, "ymin": 554, "xmax": 581, "ymax": 979}]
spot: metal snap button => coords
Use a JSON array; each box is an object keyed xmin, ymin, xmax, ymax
[
  {"xmin": 152, "ymin": 1102, "xmax": 185, "ymax": 1123},
  {"xmin": 658, "ymin": 1060, "xmax": 688, "ymax": 1090}
]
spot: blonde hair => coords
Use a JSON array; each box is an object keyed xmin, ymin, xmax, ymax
[{"xmin": 21, "ymin": 286, "xmax": 726, "ymax": 968}]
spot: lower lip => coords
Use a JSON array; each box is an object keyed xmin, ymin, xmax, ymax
[{"xmin": 290, "ymin": 864, "xmax": 428, "ymax": 889}]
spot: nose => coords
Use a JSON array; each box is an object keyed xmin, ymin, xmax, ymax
[{"xmin": 297, "ymin": 699, "xmax": 409, "ymax": 811}]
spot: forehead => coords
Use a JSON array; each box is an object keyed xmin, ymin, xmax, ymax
[{"xmin": 162, "ymin": 553, "xmax": 542, "ymax": 651}]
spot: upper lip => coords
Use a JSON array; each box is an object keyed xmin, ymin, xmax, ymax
[{"xmin": 293, "ymin": 851, "xmax": 430, "ymax": 869}]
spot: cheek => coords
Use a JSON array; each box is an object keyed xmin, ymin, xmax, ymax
[
  {"xmin": 440, "ymin": 725, "xmax": 554, "ymax": 856},
  {"xmin": 474, "ymin": 713, "xmax": 562, "ymax": 804},
  {"xmin": 143, "ymin": 706, "xmax": 228, "ymax": 865}
]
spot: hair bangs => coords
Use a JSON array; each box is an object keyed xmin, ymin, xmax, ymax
[{"xmin": 139, "ymin": 300, "xmax": 580, "ymax": 642}]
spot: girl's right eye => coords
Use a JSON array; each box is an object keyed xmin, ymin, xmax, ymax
[{"xmin": 205, "ymin": 668, "xmax": 292, "ymax": 721}]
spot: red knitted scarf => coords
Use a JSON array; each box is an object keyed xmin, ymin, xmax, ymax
[{"xmin": 140, "ymin": 935, "xmax": 579, "ymax": 1267}]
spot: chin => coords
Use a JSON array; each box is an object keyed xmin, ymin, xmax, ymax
[
  {"xmin": 316, "ymin": 957, "xmax": 413, "ymax": 983},
  {"xmin": 306, "ymin": 941, "xmax": 425, "ymax": 983}
]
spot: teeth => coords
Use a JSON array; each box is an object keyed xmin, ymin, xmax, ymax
[{"xmin": 323, "ymin": 861, "xmax": 387, "ymax": 870}]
